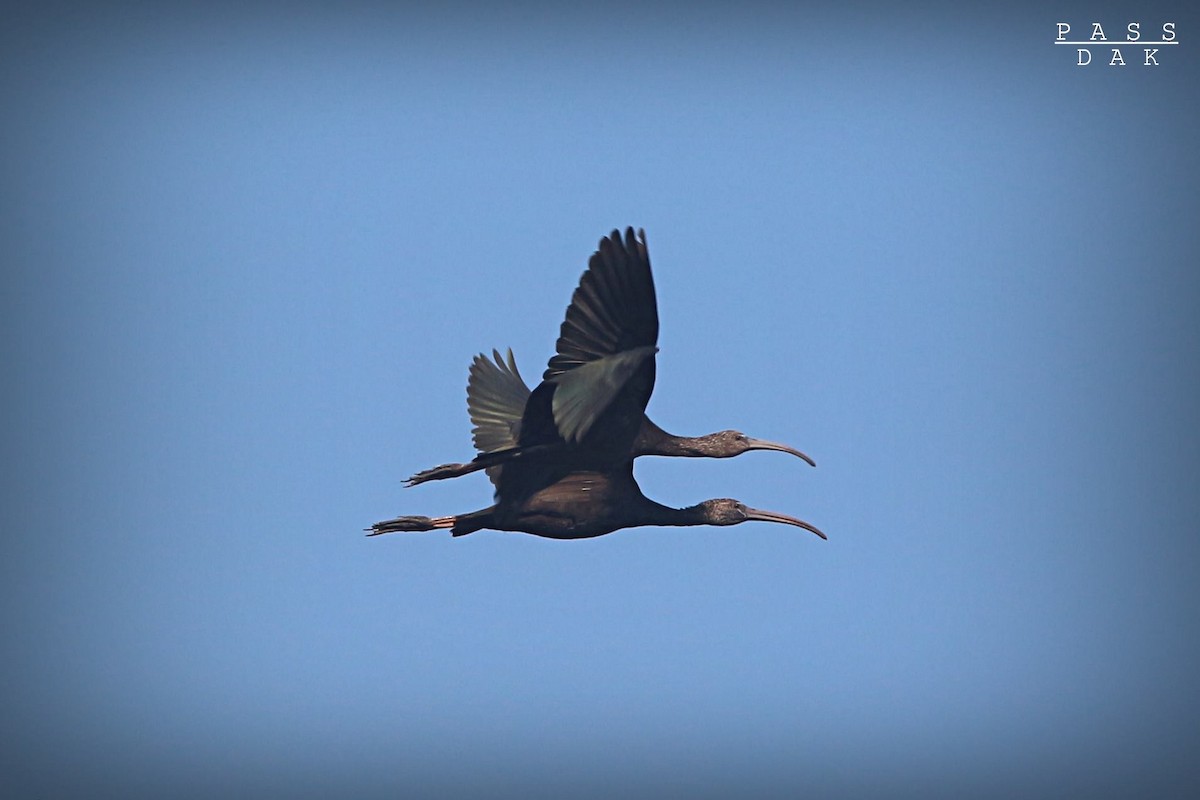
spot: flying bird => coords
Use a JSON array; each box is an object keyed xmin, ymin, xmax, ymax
[
  {"xmin": 405, "ymin": 229, "xmax": 814, "ymax": 487},
  {"xmin": 370, "ymin": 468, "xmax": 825, "ymax": 540},
  {"xmin": 369, "ymin": 227, "xmax": 822, "ymax": 541},
  {"xmin": 404, "ymin": 346, "xmax": 815, "ymax": 488}
]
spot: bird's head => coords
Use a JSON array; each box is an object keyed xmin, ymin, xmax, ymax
[
  {"xmin": 702, "ymin": 430, "xmax": 816, "ymax": 466},
  {"xmin": 697, "ymin": 498, "xmax": 755, "ymax": 525},
  {"xmin": 696, "ymin": 499, "xmax": 826, "ymax": 539}
]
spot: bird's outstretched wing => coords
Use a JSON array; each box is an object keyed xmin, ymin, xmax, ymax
[
  {"xmin": 541, "ymin": 227, "xmax": 660, "ymax": 443},
  {"xmin": 544, "ymin": 227, "xmax": 659, "ymax": 379},
  {"xmin": 467, "ymin": 348, "xmax": 531, "ymax": 455},
  {"xmin": 404, "ymin": 349, "xmax": 533, "ymax": 488}
]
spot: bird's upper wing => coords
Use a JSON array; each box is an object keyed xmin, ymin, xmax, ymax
[
  {"xmin": 467, "ymin": 348, "xmax": 531, "ymax": 455},
  {"xmin": 544, "ymin": 227, "xmax": 658, "ymax": 379},
  {"xmin": 541, "ymin": 227, "xmax": 660, "ymax": 443}
]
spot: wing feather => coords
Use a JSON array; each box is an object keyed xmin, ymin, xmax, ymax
[
  {"xmin": 549, "ymin": 345, "xmax": 657, "ymax": 443},
  {"xmin": 544, "ymin": 227, "xmax": 659, "ymax": 379},
  {"xmin": 467, "ymin": 348, "xmax": 531, "ymax": 455}
]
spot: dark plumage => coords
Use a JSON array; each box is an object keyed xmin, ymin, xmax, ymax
[
  {"xmin": 370, "ymin": 468, "xmax": 825, "ymax": 541},
  {"xmin": 369, "ymin": 228, "xmax": 823, "ymax": 541},
  {"xmin": 404, "ymin": 348, "xmax": 815, "ymax": 487}
]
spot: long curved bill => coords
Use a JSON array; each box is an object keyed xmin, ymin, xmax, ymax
[
  {"xmin": 745, "ymin": 438, "xmax": 817, "ymax": 468},
  {"xmin": 744, "ymin": 507, "xmax": 827, "ymax": 540}
]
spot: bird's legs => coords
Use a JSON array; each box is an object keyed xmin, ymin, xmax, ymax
[
  {"xmin": 367, "ymin": 506, "xmax": 496, "ymax": 537},
  {"xmin": 404, "ymin": 462, "xmax": 481, "ymax": 487},
  {"xmin": 366, "ymin": 514, "xmax": 455, "ymax": 535},
  {"xmin": 404, "ymin": 443, "xmax": 562, "ymax": 487}
]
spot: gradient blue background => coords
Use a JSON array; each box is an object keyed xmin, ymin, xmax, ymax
[{"xmin": 3, "ymin": 2, "xmax": 1198, "ymax": 797}]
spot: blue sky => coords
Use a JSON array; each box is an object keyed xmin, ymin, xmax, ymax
[{"xmin": 3, "ymin": 2, "xmax": 1198, "ymax": 797}]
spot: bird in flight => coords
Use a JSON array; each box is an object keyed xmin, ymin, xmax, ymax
[
  {"xmin": 369, "ymin": 228, "xmax": 823, "ymax": 541},
  {"xmin": 404, "ymin": 346, "xmax": 815, "ymax": 488}
]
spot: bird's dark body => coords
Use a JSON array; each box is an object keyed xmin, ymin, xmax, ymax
[
  {"xmin": 497, "ymin": 358, "xmax": 656, "ymax": 503},
  {"xmin": 488, "ymin": 470, "xmax": 648, "ymax": 539}
]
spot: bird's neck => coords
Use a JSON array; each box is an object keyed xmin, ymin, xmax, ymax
[
  {"xmin": 639, "ymin": 499, "xmax": 710, "ymax": 527},
  {"xmin": 634, "ymin": 418, "xmax": 712, "ymax": 458}
]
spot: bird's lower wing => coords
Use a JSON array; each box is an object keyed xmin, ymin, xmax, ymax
[
  {"xmin": 549, "ymin": 345, "xmax": 657, "ymax": 443},
  {"xmin": 405, "ymin": 348, "xmax": 532, "ymax": 489},
  {"xmin": 468, "ymin": 348, "xmax": 531, "ymax": 455}
]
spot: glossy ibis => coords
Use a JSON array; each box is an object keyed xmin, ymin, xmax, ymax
[
  {"xmin": 405, "ymin": 347, "xmax": 815, "ymax": 487},
  {"xmin": 370, "ymin": 467, "xmax": 825, "ymax": 540},
  {"xmin": 369, "ymin": 228, "xmax": 822, "ymax": 541}
]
